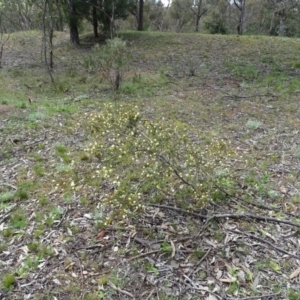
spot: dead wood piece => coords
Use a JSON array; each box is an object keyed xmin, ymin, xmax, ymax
[
  {"xmin": 231, "ymin": 291, "xmax": 281, "ymax": 300},
  {"xmin": 188, "ymin": 248, "xmax": 211, "ymax": 276},
  {"xmin": 0, "ymin": 204, "xmax": 17, "ymax": 223},
  {"xmin": 150, "ymin": 204, "xmax": 207, "ymax": 219},
  {"xmin": 150, "ymin": 204, "xmax": 300, "ymax": 229},
  {"xmin": 54, "ymin": 208, "xmax": 70, "ymax": 228},
  {"xmin": 127, "ymin": 249, "xmax": 160, "ymax": 262},
  {"xmin": 0, "ymin": 181, "xmax": 17, "ymax": 190},
  {"xmin": 108, "ymin": 281, "xmax": 134, "ymax": 298},
  {"xmin": 228, "ymin": 229, "xmax": 300, "ymax": 259}
]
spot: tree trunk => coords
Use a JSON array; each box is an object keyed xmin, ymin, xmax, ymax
[
  {"xmin": 55, "ymin": 0, "xmax": 64, "ymax": 31},
  {"xmin": 110, "ymin": 0, "xmax": 115, "ymax": 39},
  {"xmin": 137, "ymin": 0, "xmax": 144, "ymax": 31},
  {"xmin": 70, "ymin": 24, "xmax": 80, "ymax": 45},
  {"xmin": 68, "ymin": 0, "xmax": 80, "ymax": 46},
  {"xmin": 49, "ymin": 28, "xmax": 54, "ymax": 69},
  {"xmin": 92, "ymin": 4, "xmax": 98, "ymax": 38},
  {"xmin": 277, "ymin": 9, "xmax": 287, "ymax": 36},
  {"xmin": 269, "ymin": 13, "xmax": 276, "ymax": 35},
  {"xmin": 234, "ymin": 0, "xmax": 246, "ymax": 35},
  {"xmin": 195, "ymin": 17, "xmax": 200, "ymax": 32}
]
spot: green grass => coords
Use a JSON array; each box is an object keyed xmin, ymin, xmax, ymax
[
  {"xmin": 10, "ymin": 209, "xmax": 28, "ymax": 228},
  {"xmin": 0, "ymin": 192, "xmax": 15, "ymax": 203},
  {"xmin": 2, "ymin": 273, "xmax": 16, "ymax": 291},
  {"xmin": 0, "ymin": 30, "xmax": 300, "ymax": 299}
]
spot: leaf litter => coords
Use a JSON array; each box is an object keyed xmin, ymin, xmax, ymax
[{"xmin": 0, "ymin": 32, "xmax": 300, "ymax": 299}]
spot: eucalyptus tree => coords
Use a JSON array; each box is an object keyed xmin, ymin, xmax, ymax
[
  {"xmin": 192, "ymin": 0, "xmax": 209, "ymax": 32},
  {"xmin": 62, "ymin": 0, "xmax": 89, "ymax": 45},
  {"xmin": 169, "ymin": 0, "xmax": 211, "ymax": 32},
  {"xmin": 137, "ymin": 0, "xmax": 144, "ymax": 30},
  {"xmin": 267, "ymin": 0, "xmax": 300, "ymax": 36},
  {"xmin": 0, "ymin": 11, "xmax": 10, "ymax": 68},
  {"xmin": 147, "ymin": 0, "xmax": 170, "ymax": 31},
  {"xmin": 233, "ymin": 0, "xmax": 246, "ymax": 34},
  {"xmin": 169, "ymin": 0, "xmax": 194, "ymax": 31},
  {"xmin": 0, "ymin": 0, "xmax": 39, "ymax": 31}
]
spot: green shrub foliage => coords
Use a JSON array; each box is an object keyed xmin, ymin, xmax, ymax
[{"xmin": 81, "ymin": 103, "xmax": 236, "ymax": 223}]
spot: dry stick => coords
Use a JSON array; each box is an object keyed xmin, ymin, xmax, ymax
[
  {"xmin": 0, "ymin": 204, "xmax": 17, "ymax": 223},
  {"xmin": 0, "ymin": 182, "xmax": 17, "ymax": 190},
  {"xmin": 74, "ymin": 243, "xmax": 111, "ymax": 251},
  {"xmin": 150, "ymin": 204, "xmax": 207, "ymax": 219},
  {"xmin": 228, "ymin": 229, "xmax": 300, "ymax": 259},
  {"xmin": 157, "ymin": 154, "xmax": 195, "ymax": 189},
  {"xmin": 114, "ymin": 249, "xmax": 161, "ymax": 270},
  {"xmin": 108, "ymin": 281, "xmax": 134, "ymax": 298},
  {"xmin": 219, "ymin": 182, "xmax": 299, "ymax": 218},
  {"xmin": 230, "ymin": 292, "xmax": 281, "ymax": 300},
  {"xmin": 205, "ymin": 84, "xmax": 278, "ymax": 100},
  {"xmin": 74, "ymin": 252, "xmax": 84, "ymax": 291},
  {"xmin": 188, "ymin": 248, "xmax": 212, "ymax": 276},
  {"xmin": 237, "ymin": 195, "xmax": 299, "ymax": 218},
  {"xmin": 127, "ymin": 249, "xmax": 161, "ymax": 262},
  {"xmin": 145, "ymin": 288, "xmax": 156, "ymax": 300},
  {"xmin": 178, "ymin": 276, "xmax": 222, "ymax": 300},
  {"xmin": 150, "ymin": 204, "xmax": 300, "ymax": 229},
  {"xmin": 54, "ymin": 207, "xmax": 70, "ymax": 228},
  {"xmin": 22, "ymin": 131, "xmax": 48, "ymax": 147}
]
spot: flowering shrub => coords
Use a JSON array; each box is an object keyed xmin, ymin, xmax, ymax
[{"xmin": 81, "ymin": 103, "xmax": 236, "ymax": 223}]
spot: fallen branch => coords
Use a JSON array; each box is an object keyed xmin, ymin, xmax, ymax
[
  {"xmin": 0, "ymin": 204, "xmax": 17, "ymax": 223},
  {"xmin": 230, "ymin": 291, "xmax": 281, "ymax": 300},
  {"xmin": 188, "ymin": 248, "xmax": 212, "ymax": 276},
  {"xmin": 24, "ymin": 132, "xmax": 47, "ymax": 147},
  {"xmin": 108, "ymin": 281, "xmax": 134, "ymax": 298},
  {"xmin": 228, "ymin": 229, "xmax": 300, "ymax": 259},
  {"xmin": 150, "ymin": 204, "xmax": 300, "ymax": 228},
  {"xmin": 150, "ymin": 204, "xmax": 207, "ymax": 219},
  {"xmin": 0, "ymin": 181, "xmax": 17, "ymax": 190}
]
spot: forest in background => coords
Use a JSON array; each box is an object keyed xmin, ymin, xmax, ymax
[{"xmin": 1, "ymin": 0, "xmax": 300, "ymax": 46}]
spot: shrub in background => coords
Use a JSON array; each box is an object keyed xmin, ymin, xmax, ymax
[{"xmin": 92, "ymin": 38, "xmax": 131, "ymax": 99}]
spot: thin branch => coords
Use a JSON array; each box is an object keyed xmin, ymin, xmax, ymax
[
  {"xmin": 108, "ymin": 281, "xmax": 134, "ymax": 298},
  {"xmin": 188, "ymin": 248, "xmax": 212, "ymax": 276},
  {"xmin": 150, "ymin": 204, "xmax": 300, "ymax": 229},
  {"xmin": 229, "ymin": 291, "xmax": 281, "ymax": 300},
  {"xmin": 0, "ymin": 182, "xmax": 17, "ymax": 190},
  {"xmin": 229, "ymin": 229, "xmax": 300, "ymax": 259},
  {"xmin": 150, "ymin": 204, "xmax": 207, "ymax": 219},
  {"xmin": 0, "ymin": 204, "xmax": 17, "ymax": 224},
  {"xmin": 126, "ymin": 249, "xmax": 161, "ymax": 262}
]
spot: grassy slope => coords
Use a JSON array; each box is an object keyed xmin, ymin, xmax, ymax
[{"xmin": 0, "ymin": 30, "xmax": 300, "ymax": 299}]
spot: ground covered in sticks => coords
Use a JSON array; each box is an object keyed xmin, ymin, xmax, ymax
[{"xmin": 0, "ymin": 31, "xmax": 300, "ymax": 299}]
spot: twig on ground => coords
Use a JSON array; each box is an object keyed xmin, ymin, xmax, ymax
[
  {"xmin": 179, "ymin": 274, "xmax": 222, "ymax": 300},
  {"xmin": 230, "ymin": 292, "xmax": 281, "ymax": 300},
  {"xmin": 150, "ymin": 204, "xmax": 207, "ymax": 219},
  {"xmin": 74, "ymin": 243, "xmax": 108, "ymax": 251},
  {"xmin": 0, "ymin": 204, "xmax": 17, "ymax": 223},
  {"xmin": 157, "ymin": 154, "xmax": 196, "ymax": 189},
  {"xmin": 127, "ymin": 249, "xmax": 160, "ymax": 262},
  {"xmin": 108, "ymin": 281, "xmax": 134, "ymax": 298},
  {"xmin": 205, "ymin": 84, "xmax": 278, "ymax": 100},
  {"xmin": 145, "ymin": 288, "xmax": 156, "ymax": 300},
  {"xmin": 229, "ymin": 229, "xmax": 300, "ymax": 259},
  {"xmin": 0, "ymin": 181, "xmax": 17, "ymax": 190},
  {"xmin": 150, "ymin": 203, "xmax": 300, "ymax": 229},
  {"xmin": 25, "ymin": 132, "xmax": 47, "ymax": 146},
  {"xmin": 188, "ymin": 248, "xmax": 211, "ymax": 276},
  {"xmin": 54, "ymin": 207, "xmax": 70, "ymax": 228}
]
